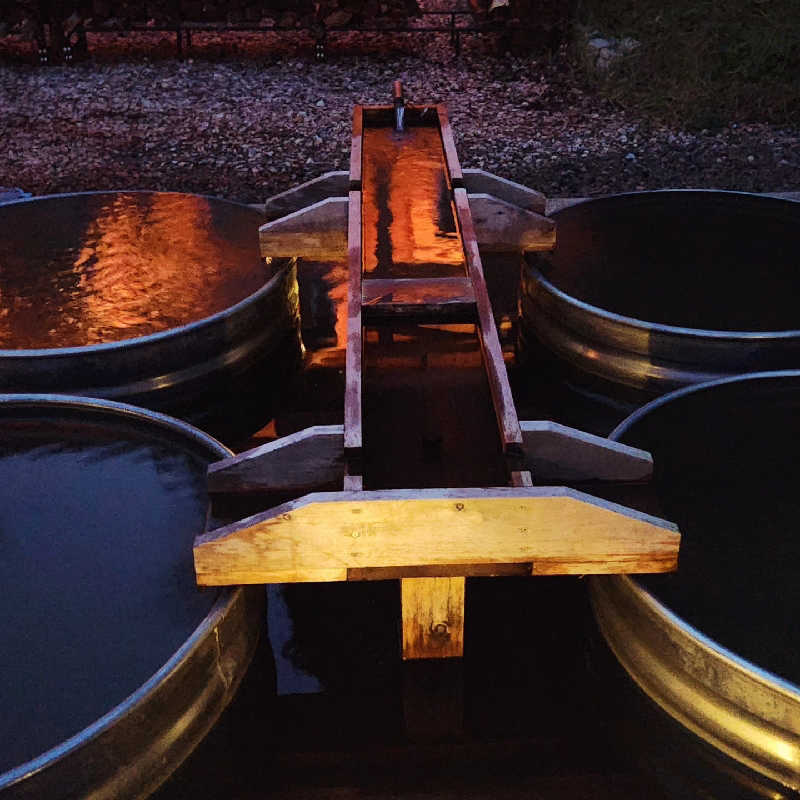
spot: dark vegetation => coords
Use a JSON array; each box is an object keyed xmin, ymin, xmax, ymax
[
  {"xmin": 2, "ymin": 0, "xmax": 797, "ymax": 127},
  {"xmin": 576, "ymin": 0, "xmax": 800, "ymax": 127}
]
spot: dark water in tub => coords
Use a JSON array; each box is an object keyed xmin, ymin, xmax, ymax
[
  {"xmin": 617, "ymin": 379, "xmax": 800, "ymax": 686},
  {"xmin": 0, "ymin": 192, "xmax": 271, "ymax": 349},
  {"xmin": 0, "ymin": 415, "xmax": 218, "ymax": 774}
]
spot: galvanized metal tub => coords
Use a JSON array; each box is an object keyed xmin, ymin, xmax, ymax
[
  {"xmin": 0, "ymin": 192, "xmax": 302, "ymax": 440},
  {"xmin": 0, "ymin": 395, "xmax": 263, "ymax": 799},
  {"xmin": 518, "ymin": 191, "xmax": 800, "ymax": 416},
  {"xmin": 590, "ymin": 371, "xmax": 800, "ymax": 795}
]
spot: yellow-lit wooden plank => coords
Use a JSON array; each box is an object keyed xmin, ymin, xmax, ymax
[
  {"xmin": 402, "ymin": 577, "xmax": 465, "ymax": 660},
  {"xmin": 194, "ymin": 487, "xmax": 680, "ymax": 586}
]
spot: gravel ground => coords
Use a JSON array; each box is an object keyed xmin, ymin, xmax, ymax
[{"xmin": 1, "ymin": 26, "xmax": 799, "ymax": 204}]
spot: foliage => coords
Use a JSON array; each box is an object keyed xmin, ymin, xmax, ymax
[{"xmin": 575, "ymin": 0, "xmax": 800, "ymax": 127}]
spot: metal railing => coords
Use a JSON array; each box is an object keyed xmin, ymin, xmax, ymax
[{"xmin": 25, "ymin": 7, "xmax": 508, "ymax": 63}]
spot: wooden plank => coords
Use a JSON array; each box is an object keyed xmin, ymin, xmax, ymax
[
  {"xmin": 510, "ymin": 470, "xmax": 534, "ymax": 487},
  {"xmin": 452, "ymin": 186, "xmax": 524, "ymax": 459},
  {"xmin": 207, "ymin": 425, "xmax": 344, "ymax": 494},
  {"xmin": 467, "ymin": 194, "xmax": 556, "ymax": 252},
  {"xmin": 348, "ymin": 563, "xmax": 532, "ymax": 580},
  {"xmin": 462, "ymin": 168, "xmax": 546, "ymax": 214},
  {"xmin": 349, "ymin": 105, "xmax": 364, "ymax": 189},
  {"xmin": 259, "ymin": 194, "xmax": 550, "ymax": 261},
  {"xmin": 362, "ymin": 277, "xmax": 475, "ymax": 306},
  {"xmin": 401, "ymin": 577, "xmax": 465, "ymax": 659},
  {"xmin": 520, "ymin": 421, "xmax": 654, "ymax": 483},
  {"xmin": 362, "ymin": 277, "xmax": 476, "ymax": 323},
  {"xmin": 436, "ymin": 105, "xmax": 464, "ymax": 188},
  {"xmin": 263, "ymin": 170, "xmax": 349, "ymax": 220},
  {"xmin": 344, "ymin": 188, "xmax": 363, "ymax": 467},
  {"xmin": 193, "ymin": 487, "xmax": 680, "ymax": 586},
  {"xmin": 259, "ymin": 196, "xmax": 348, "ymax": 260}
]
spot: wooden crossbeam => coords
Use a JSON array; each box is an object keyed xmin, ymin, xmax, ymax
[
  {"xmin": 258, "ymin": 195, "xmax": 555, "ymax": 261},
  {"xmin": 362, "ymin": 277, "xmax": 477, "ymax": 323},
  {"xmin": 207, "ymin": 426, "xmax": 344, "ymax": 494},
  {"xmin": 193, "ymin": 487, "xmax": 680, "ymax": 586},
  {"xmin": 520, "ymin": 421, "xmax": 653, "ymax": 482},
  {"xmin": 263, "ymin": 168, "xmax": 546, "ymax": 220}
]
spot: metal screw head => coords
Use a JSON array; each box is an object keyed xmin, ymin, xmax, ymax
[{"xmin": 431, "ymin": 621, "xmax": 450, "ymax": 636}]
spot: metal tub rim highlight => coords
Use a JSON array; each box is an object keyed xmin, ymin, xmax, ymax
[{"xmin": 0, "ymin": 394, "xmax": 263, "ymax": 799}]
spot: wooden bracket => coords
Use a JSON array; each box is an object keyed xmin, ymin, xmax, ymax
[
  {"xmin": 258, "ymin": 194, "xmax": 555, "ymax": 261},
  {"xmin": 520, "ymin": 421, "xmax": 653, "ymax": 482},
  {"xmin": 205, "ymin": 420, "xmax": 653, "ymax": 495},
  {"xmin": 207, "ymin": 425, "xmax": 344, "ymax": 494},
  {"xmin": 194, "ymin": 486, "xmax": 680, "ymax": 585},
  {"xmin": 263, "ymin": 168, "xmax": 546, "ymax": 221}
]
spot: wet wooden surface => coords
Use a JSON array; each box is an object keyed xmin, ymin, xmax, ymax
[{"xmin": 158, "ymin": 244, "xmax": 668, "ymax": 799}]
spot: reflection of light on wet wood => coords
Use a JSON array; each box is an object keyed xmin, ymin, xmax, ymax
[{"xmin": 362, "ymin": 126, "xmax": 465, "ymax": 278}]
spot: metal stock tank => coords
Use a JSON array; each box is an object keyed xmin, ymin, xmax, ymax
[
  {"xmin": 0, "ymin": 394, "xmax": 264, "ymax": 799},
  {"xmin": 518, "ymin": 191, "xmax": 800, "ymax": 426},
  {"xmin": 0, "ymin": 192, "xmax": 302, "ymax": 441},
  {"xmin": 589, "ymin": 372, "xmax": 800, "ymax": 798}
]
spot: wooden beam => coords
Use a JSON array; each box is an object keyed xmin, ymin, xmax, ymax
[
  {"xmin": 452, "ymin": 186, "xmax": 524, "ymax": 466},
  {"xmin": 467, "ymin": 194, "xmax": 555, "ymax": 252},
  {"xmin": 436, "ymin": 105, "xmax": 464, "ymax": 188},
  {"xmin": 344, "ymin": 187, "xmax": 363, "ymax": 471},
  {"xmin": 349, "ymin": 104, "xmax": 364, "ymax": 189},
  {"xmin": 401, "ymin": 577, "xmax": 465, "ymax": 659},
  {"xmin": 362, "ymin": 277, "xmax": 476, "ymax": 323},
  {"xmin": 462, "ymin": 168, "xmax": 546, "ymax": 214},
  {"xmin": 259, "ymin": 194, "xmax": 554, "ymax": 260},
  {"xmin": 193, "ymin": 487, "xmax": 680, "ymax": 586},
  {"xmin": 521, "ymin": 421, "xmax": 653, "ymax": 483},
  {"xmin": 207, "ymin": 425, "xmax": 344, "ymax": 494},
  {"xmin": 263, "ymin": 170, "xmax": 349, "ymax": 220},
  {"xmin": 259, "ymin": 196, "xmax": 348, "ymax": 261}
]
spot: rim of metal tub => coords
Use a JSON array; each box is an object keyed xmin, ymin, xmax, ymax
[
  {"xmin": 590, "ymin": 371, "xmax": 800, "ymax": 792},
  {"xmin": 0, "ymin": 394, "xmax": 263, "ymax": 799}
]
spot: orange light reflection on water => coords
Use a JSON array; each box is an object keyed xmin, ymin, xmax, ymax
[
  {"xmin": 361, "ymin": 125, "xmax": 465, "ymax": 279},
  {"xmin": 0, "ymin": 193, "xmax": 271, "ymax": 349}
]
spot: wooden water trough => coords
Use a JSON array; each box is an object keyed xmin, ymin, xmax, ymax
[{"xmin": 194, "ymin": 83, "xmax": 680, "ymax": 661}]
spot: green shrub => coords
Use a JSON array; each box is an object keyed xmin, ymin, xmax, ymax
[{"xmin": 576, "ymin": 0, "xmax": 800, "ymax": 127}]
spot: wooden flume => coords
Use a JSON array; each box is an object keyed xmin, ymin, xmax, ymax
[{"xmin": 194, "ymin": 83, "xmax": 681, "ymax": 661}]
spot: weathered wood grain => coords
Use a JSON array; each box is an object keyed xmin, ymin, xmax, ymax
[
  {"xmin": 462, "ymin": 168, "xmax": 546, "ymax": 214},
  {"xmin": 349, "ymin": 104, "xmax": 364, "ymax": 189},
  {"xmin": 401, "ymin": 577, "xmax": 465, "ymax": 659},
  {"xmin": 521, "ymin": 421, "xmax": 654, "ymax": 483},
  {"xmin": 263, "ymin": 170, "xmax": 350, "ymax": 220},
  {"xmin": 207, "ymin": 425, "xmax": 344, "ymax": 494},
  {"xmin": 344, "ymin": 187, "xmax": 363, "ymax": 467},
  {"xmin": 467, "ymin": 194, "xmax": 555, "ymax": 252},
  {"xmin": 193, "ymin": 487, "xmax": 680, "ymax": 585},
  {"xmin": 452, "ymin": 186, "xmax": 524, "ymax": 459},
  {"xmin": 259, "ymin": 193, "xmax": 551, "ymax": 260},
  {"xmin": 437, "ymin": 105, "xmax": 464, "ymax": 188},
  {"xmin": 259, "ymin": 196, "xmax": 348, "ymax": 260},
  {"xmin": 262, "ymin": 168, "xmax": 546, "ymax": 221}
]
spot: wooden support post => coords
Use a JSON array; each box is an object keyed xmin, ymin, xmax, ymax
[{"xmin": 401, "ymin": 577, "xmax": 465, "ymax": 659}]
